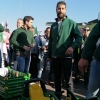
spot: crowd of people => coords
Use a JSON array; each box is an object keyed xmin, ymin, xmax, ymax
[{"xmin": 0, "ymin": 1, "xmax": 100, "ymax": 100}]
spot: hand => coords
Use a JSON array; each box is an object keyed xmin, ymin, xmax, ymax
[
  {"xmin": 23, "ymin": 46, "xmax": 30, "ymax": 51},
  {"xmin": 29, "ymin": 44, "xmax": 35, "ymax": 48},
  {"xmin": 47, "ymin": 58, "xmax": 50, "ymax": 62},
  {"xmin": 65, "ymin": 47, "xmax": 74, "ymax": 55},
  {"xmin": 72, "ymin": 59, "xmax": 74, "ymax": 63},
  {"xmin": 78, "ymin": 58, "xmax": 89, "ymax": 73},
  {"xmin": 3, "ymin": 39, "xmax": 6, "ymax": 43},
  {"xmin": 42, "ymin": 46, "xmax": 46, "ymax": 50}
]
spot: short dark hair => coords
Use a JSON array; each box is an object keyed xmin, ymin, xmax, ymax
[
  {"xmin": 46, "ymin": 27, "xmax": 50, "ymax": 31},
  {"xmin": 56, "ymin": 1, "xmax": 66, "ymax": 8},
  {"xmin": 45, "ymin": 27, "xmax": 50, "ymax": 33},
  {"xmin": 23, "ymin": 16, "xmax": 34, "ymax": 24},
  {"xmin": 5, "ymin": 28, "xmax": 10, "ymax": 33}
]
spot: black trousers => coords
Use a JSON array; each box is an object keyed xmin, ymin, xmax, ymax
[
  {"xmin": 52, "ymin": 58, "xmax": 72, "ymax": 95},
  {"xmin": 29, "ymin": 53, "xmax": 38, "ymax": 78}
]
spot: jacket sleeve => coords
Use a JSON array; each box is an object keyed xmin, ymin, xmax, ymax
[
  {"xmin": 81, "ymin": 21, "xmax": 100, "ymax": 60},
  {"xmin": 47, "ymin": 26, "xmax": 52, "ymax": 58},
  {"xmin": 9, "ymin": 30, "xmax": 15, "ymax": 41},
  {"xmin": 0, "ymin": 24, "xmax": 4, "ymax": 32},
  {"xmin": 71, "ymin": 22, "xmax": 82, "ymax": 49},
  {"xmin": 10, "ymin": 30, "xmax": 24, "ymax": 48},
  {"xmin": 31, "ymin": 36, "xmax": 36, "ymax": 46}
]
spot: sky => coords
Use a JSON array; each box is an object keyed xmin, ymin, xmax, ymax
[{"xmin": 0, "ymin": 0, "xmax": 100, "ymax": 33}]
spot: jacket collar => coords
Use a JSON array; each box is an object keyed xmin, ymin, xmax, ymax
[{"xmin": 55, "ymin": 16, "xmax": 68, "ymax": 22}]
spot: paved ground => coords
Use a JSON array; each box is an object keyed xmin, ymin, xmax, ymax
[
  {"xmin": 42, "ymin": 74, "xmax": 87, "ymax": 100},
  {"xmin": 11, "ymin": 63, "xmax": 87, "ymax": 100}
]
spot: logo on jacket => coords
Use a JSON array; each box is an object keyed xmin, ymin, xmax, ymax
[{"xmin": 53, "ymin": 26, "xmax": 57, "ymax": 29}]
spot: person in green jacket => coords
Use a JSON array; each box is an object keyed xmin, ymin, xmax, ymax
[
  {"xmin": 0, "ymin": 24, "xmax": 4, "ymax": 32},
  {"xmin": 47, "ymin": 1, "xmax": 82, "ymax": 99},
  {"xmin": 78, "ymin": 21, "xmax": 100, "ymax": 99},
  {"xmin": 0, "ymin": 24, "xmax": 4, "ymax": 68},
  {"xmin": 10, "ymin": 16, "xmax": 35, "ymax": 73}
]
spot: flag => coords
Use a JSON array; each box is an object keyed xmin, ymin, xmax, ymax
[
  {"xmin": 35, "ymin": 27, "xmax": 38, "ymax": 35},
  {"xmin": 5, "ymin": 20, "xmax": 8, "ymax": 28}
]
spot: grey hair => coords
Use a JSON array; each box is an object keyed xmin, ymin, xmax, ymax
[{"xmin": 17, "ymin": 18, "xmax": 23, "ymax": 21}]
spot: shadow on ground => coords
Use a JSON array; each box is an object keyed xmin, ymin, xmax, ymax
[{"xmin": 42, "ymin": 73, "xmax": 87, "ymax": 99}]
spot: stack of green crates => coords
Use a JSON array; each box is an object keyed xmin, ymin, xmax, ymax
[{"xmin": 0, "ymin": 67, "xmax": 30, "ymax": 100}]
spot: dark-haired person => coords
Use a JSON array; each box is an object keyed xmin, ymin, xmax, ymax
[
  {"xmin": 10, "ymin": 16, "xmax": 35, "ymax": 73},
  {"xmin": 83, "ymin": 27, "xmax": 91, "ymax": 88},
  {"xmin": 47, "ymin": 1, "xmax": 82, "ymax": 99},
  {"xmin": 38, "ymin": 27, "xmax": 51, "ymax": 82},
  {"xmin": 29, "ymin": 27, "xmax": 40, "ymax": 79}
]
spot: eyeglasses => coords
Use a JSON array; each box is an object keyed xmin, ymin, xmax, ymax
[{"xmin": 85, "ymin": 28, "xmax": 90, "ymax": 31}]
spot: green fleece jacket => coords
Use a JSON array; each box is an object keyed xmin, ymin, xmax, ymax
[
  {"xmin": 81, "ymin": 21, "xmax": 100, "ymax": 62},
  {"xmin": 0, "ymin": 24, "xmax": 4, "ymax": 32},
  {"xmin": 10, "ymin": 27, "xmax": 35, "ymax": 53},
  {"xmin": 48, "ymin": 17, "xmax": 82, "ymax": 58}
]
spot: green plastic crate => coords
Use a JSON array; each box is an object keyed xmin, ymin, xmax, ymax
[{"xmin": 0, "ymin": 71, "xmax": 30, "ymax": 99}]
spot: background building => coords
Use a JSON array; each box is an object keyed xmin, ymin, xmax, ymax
[{"xmin": 46, "ymin": 19, "xmax": 98, "ymax": 30}]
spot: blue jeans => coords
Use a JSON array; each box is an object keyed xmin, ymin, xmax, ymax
[
  {"xmin": 38, "ymin": 54, "xmax": 47, "ymax": 78},
  {"xmin": 86, "ymin": 59, "xmax": 100, "ymax": 99},
  {"xmin": 16, "ymin": 56, "xmax": 30, "ymax": 73}
]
